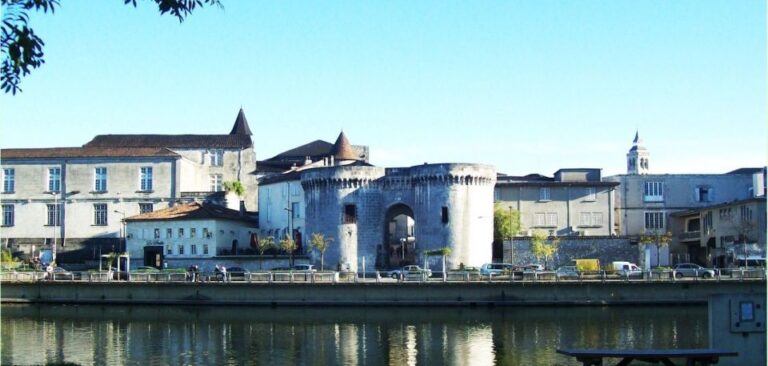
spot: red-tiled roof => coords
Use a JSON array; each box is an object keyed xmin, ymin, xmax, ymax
[
  {"xmin": 125, "ymin": 202, "xmax": 256, "ymax": 223},
  {"xmin": 0, "ymin": 147, "xmax": 179, "ymax": 159}
]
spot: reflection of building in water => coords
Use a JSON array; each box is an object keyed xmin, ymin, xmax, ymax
[{"xmin": 446, "ymin": 324, "xmax": 494, "ymax": 366}]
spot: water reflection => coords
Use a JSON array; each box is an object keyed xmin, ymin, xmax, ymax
[{"xmin": 1, "ymin": 304, "xmax": 707, "ymax": 365}]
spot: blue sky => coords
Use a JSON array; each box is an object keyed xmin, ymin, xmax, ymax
[{"xmin": 1, "ymin": 0, "xmax": 765, "ymax": 176}]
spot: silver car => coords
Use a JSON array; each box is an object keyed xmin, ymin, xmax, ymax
[{"xmin": 673, "ymin": 263, "xmax": 715, "ymax": 279}]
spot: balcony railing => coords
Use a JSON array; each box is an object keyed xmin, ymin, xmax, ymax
[{"xmin": 679, "ymin": 231, "xmax": 701, "ymax": 241}]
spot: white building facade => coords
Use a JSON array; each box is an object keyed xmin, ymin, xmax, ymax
[
  {"xmin": 124, "ymin": 202, "xmax": 257, "ymax": 269},
  {"xmin": 0, "ymin": 109, "xmax": 257, "ymax": 266}
]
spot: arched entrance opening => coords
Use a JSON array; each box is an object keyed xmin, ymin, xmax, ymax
[{"xmin": 382, "ymin": 203, "xmax": 416, "ymax": 269}]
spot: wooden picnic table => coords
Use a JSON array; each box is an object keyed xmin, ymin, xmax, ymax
[{"xmin": 557, "ymin": 348, "xmax": 738, "ymax": 366}]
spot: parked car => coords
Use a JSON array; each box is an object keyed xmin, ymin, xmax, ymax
[
  {"xmin": 556, "ymin": 266, "xmax": 579, "ymax": 279},
  {"xmin": 292, "ymin": 264, "xmax": 316, "ymax": 272},
  {"xmin": 523, "ymin": 264, "xmax": 544, "ymax": 272},
  {"xmin": 388, "ymin": 265, "xmax": 432, "ymax": 279},
  {"xmin": 673, "ymin": 263, "xmax": 715, "ymax": 279},
  {"xmin": 227, "ymin": 267, "xmax": 250, "ymax": 281},
  {"xmin": 480, "ymin": 263, "xmax": 514, "ymax": 276}
]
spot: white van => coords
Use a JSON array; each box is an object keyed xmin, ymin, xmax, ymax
[
  {"xmin": 480, "ymin": 263, "xmax": 514, "ymax": 276},
  {"xmin": 611, "ymin": 261, "xmax": 642, "ymax": 277}
]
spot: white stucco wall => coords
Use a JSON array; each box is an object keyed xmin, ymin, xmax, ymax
[{"xmin": 126, "ymin": 218, "xmax": 257, "ymax": 268}]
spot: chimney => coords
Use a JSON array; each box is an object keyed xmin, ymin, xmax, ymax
[{"xmin": 239, "ymin": 201, "xmax": 246, "ymax": 217}]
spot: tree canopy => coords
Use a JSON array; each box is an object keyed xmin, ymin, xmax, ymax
[
  {"xmin": 1, "ymin": 0, "xmax": 222, "ymax": 94},
  {"xmin": 493, "ymin": 204, "xmax": 520, "ymax": 241}
]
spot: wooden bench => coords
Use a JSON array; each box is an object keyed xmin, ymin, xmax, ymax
[{"xmin": 557, "ymin": 348, "xmax": 738, "ymax": 366}]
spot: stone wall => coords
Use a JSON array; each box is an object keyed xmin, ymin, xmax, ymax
[{"xmin": 503, "ymin": 236, "xmax": 635, "ymax": 269}]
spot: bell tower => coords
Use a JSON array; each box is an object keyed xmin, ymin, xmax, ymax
[{"xmin": 627, "ymin": 131, "xmax": 650, "ymax": 175}]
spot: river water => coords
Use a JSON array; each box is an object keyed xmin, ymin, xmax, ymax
[{"xmin": 1, "ymin": 304, "xmax": 707, "ymax": 365}]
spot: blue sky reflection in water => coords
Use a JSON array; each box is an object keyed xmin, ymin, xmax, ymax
[{"xmin": 1, "ymin": 304, "xmax": 708, "ymax": 365}]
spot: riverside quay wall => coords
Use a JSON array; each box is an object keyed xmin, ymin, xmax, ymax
[{"xmin": 2, "ymin": 281, "xmax": 764, "ymax": 306}]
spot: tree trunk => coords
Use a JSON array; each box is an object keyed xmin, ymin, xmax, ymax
[{"xmin": 321, "ymin": 252, "xmax": 325, "ymax": 271}]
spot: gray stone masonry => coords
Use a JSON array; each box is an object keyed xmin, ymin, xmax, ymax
[{"xmin": 503, "ymin": 237, "xmax": 634, "ymax": 269}]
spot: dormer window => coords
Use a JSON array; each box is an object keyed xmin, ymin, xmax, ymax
[{"xmin": 695, "ymin": 186, "xmax": 713, "ymax": 202}]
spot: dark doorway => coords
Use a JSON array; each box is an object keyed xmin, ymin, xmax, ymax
[
  {"xmin": 382, "ymin": 203, "xmax": 416, "ymax": 269},
  {"xmin": 143, "ymin": 246, "xmax": 163, "ymax": 268}
]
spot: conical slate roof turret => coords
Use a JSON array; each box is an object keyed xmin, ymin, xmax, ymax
[
  {"xmin": 230, "ymin": 108, "xmax": 253, "ymax": 136},
  {"xmin": 331, "ymin": 131, "xmax": 358, "ymax": 161}
]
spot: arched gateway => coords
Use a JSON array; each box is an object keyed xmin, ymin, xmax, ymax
[{"xmin": 302, "ymin": 163, "xmax": 496, "ymax": 272}]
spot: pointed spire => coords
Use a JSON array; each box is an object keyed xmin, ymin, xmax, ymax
[
  {"xmin": 229, "ymin": 108, "xmax": 253, "ymax": 136},
  {"xmin": 633, "ymin": 130, "xmax": 639, "ymax": 143},
  {"xmin": 331, "ymin": 131, "xmax": 358, "ymax": 161}
]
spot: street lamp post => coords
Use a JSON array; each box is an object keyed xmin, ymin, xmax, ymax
[
  {"xmin": 509, "ymin": 205, "xmax": 514, "ymax": 265},
  {"xmin": 50, "ymin": 191, "xmax": 58, "ymax": 264},
  {"xmin": 114, "ymin": 210, "xmax": 126, "ymax": 253},
  {"xmin": 284, "ymin": 206, "xmax": 294, "ymax": 265}
]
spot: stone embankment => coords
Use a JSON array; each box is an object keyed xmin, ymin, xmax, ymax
[{"xmin": 2, "ymin": 281, "xmax": 764, "ymax": 306}]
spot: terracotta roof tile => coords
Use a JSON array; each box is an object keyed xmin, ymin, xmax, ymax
[
  {"xmin": 125, "ymin": 202, "xmax": 256, "ymax": 223},
  {"xmin": 331, "ymin": 131, "xmax": 358, "ymax": 160}
]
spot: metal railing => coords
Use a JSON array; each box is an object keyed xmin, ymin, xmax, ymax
[{"xmin": 0, "ymin": 268, "xmax": 765, "ymax": 284}]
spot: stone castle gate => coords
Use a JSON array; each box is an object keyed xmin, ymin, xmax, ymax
[{"xmin": 302, "ymin": 163, "xmax": 496, "ymax": 272}]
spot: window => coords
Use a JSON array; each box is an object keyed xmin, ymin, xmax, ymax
[
  {"xmin": 210, "ymin": 174, "xmax": 223, "ymax": 192},
  {"xmin": 94, "ymin": 167, "xmax": 107, "ymax": 192},
  {"xmin": 93, "ymin": 204, "xmax": 108, "ymax": 225},
  {"xmin": 719, "ymin": 208, "xmax": 732, "ymax": 219},
  {"xmin": 695, "ymin": 186, "xmax": 712, "ymax": 202},
  {"xmin": 539, "ymin": 187, "xmax": 551, "ymax": 201},
  {"xmin": 154, "ymin": 228, "xmax": 160, "ymax": 239},
  {"xmin": 166, "ymin": 228, "xmax": 172, "ymax": 239},
  {"xmin": 166, "ymin": 244, "xmax": 173, "ymax": 255},
  {"xmin": 292, "ymin": 202, "xmax": 300, "ymax": 219},
  {"xmin": 644, "ymin": 211, "xmax": 665, "ymax": 230},
  {"xmin": 3, "ymin": 168, "xmax": 14, "ymax": 193},
  {"xmin": 139, "ymin": 203, "xmax": 153, "ymax": 214},
  {"xmin": 178, "ymin": 228, "xmax": 184, "ymax": 238},
  {"xmin": 740, "ymin": 206, "xmax": 753, "ymax": 222},
  {"xmin": 687, "ymin": 218, "xmax": 701, "ymax": 232},
  {"xmin": 441, "ymin": 206, "xmax": 449, "ymax": 224},
  {"xmin": 534, "ymin": 212, "xmax": 557, "ymax": 227},
  {"xmin": 191, "ymin": 244, "xmax": 197, "ymax": 255},
  {"xmin": 592, "ymin": 212, "xmax": 603, "ymax": 226},
  {"xmin": 547, "ymin": 213, "xmax": 557, "ymax": 226},
  {"xmin": 140, "ymin": 167, "xmax": 153, "ymax": 191},
  {"xmin": 190, "ymin": 228, "xmax": 197, "ymax": 238},
  {"xmin": 585, "ymin": 188, "xmax": 596, "ymax": 201},
  {"xmin": 209, "ymin": 149, "xmax": 224, "ymax": 166},
  {"xmin": 46, "ymin": 204, "xmax": 61, "ymax": 226},
  {"xmin": 48, "ymin": 167, "xmax": 61, "ymax": 192},
  {"xmin": 643, "ymin": 181, "xmax": 664, "ymax": 202},
  {"xmin": 2, "ymin": 204, "xmax": 14, "ymax": 226},
  {"xmin": 203, "ymin": 228, "xmax": 210, "ymax": 238},
  {"xmin": 203, "ymin": 244, "xmax": 209, "ymax": 255},
  {"xmin": 703, "ymin": 211, "xmax": 713, "ymax": 232},
  {"xmin": 580, "ymin": 212, "xmax": 591, "ymax": 226},
  {"xmin": 178, "ymin": 244, "xmax": 185, "ymax": 255},
  {"xmin": 343, "ymin": 204, "xmax": 357, "ymax": 224}
]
